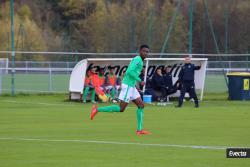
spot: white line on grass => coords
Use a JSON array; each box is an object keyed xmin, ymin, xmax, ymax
[
  {"xmin": 0, "ymin": 137, "xmax": 227, "ymax": 150},
  {"xmin": 1, "ymin": 99, "xmax": 231, "ymax": 109},
  {"xmin": 0, "ymin": 100, "xmax": 154, "ymax": 108},
  {"xmin": 1, "ymin": 100, "xmax": 79, "ymax": 107}
]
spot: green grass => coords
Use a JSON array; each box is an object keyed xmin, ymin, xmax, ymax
[
  {"xmin": 0, "ymin": 94, "xmax": 250, "ymax": 167},
  {"xmin": 2, "ymin": 74, "xmax": 70, "ymax": 93}
]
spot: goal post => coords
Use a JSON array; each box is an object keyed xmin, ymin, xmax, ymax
[{"xmin": 69, "ymin": 57, "xmax": 208, "ymax": 100}]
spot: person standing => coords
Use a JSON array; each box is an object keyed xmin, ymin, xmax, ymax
[
  {"xmin": 90, "ymin": 45, "xmax": 151, "ymax": 135},
  {"xmin": 176, "ymin": 56, "xmax": 201, "ymax": 108}
]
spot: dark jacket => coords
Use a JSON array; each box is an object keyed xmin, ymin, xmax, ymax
[
  {"xmin": 163, "ymin": 73, "xmax": 173, "ymax": 89},
  {"xmin": 152, "ymin": 73, "xmax": 164, "ymax": 90},
  {"xmin": 178, "ymin": 63, "xmax": 201, "ymax": 82}
]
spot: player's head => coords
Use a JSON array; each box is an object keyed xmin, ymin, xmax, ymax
[
  {"xmin": 86, "ymin": 69, "xmax": 92, "ymax": 76},
  {"xmin": 184, "ymin": 56, "xmax": 191, "ymax": 64},
  {"xmin": 165, "ymin": 66, "xmax": 172, "ymax": 73},
  {"xmin": 156, "ymin": 67, "xmax": 162, "ymax": 76},
  {"xmin": 141, "ymin": 67, "xmax": 145, "ymax": 74},
  {"xmin": 108, "ymin": 67, "xmax": 115, "ymax": 74},
  {"xmin": 99, "ymin": 68, "xmax": 105, "ymax": 75},
  {"xmin": 88, "ymin": 67, "xmax": 96, "ymax": 74},
  {"xmin": 139, "ymin": 44, "xmax": 150, "ymax": 60}
]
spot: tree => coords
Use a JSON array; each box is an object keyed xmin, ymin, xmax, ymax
[{"xmin": 0, "ymin": 2, "xmax": 47, "ymax": 60}]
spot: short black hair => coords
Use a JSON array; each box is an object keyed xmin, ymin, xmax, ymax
[
  {"xmin": 140, "ymin": 44, "xmax": 149, "ymax": 50},
  {"xmin": 87, "ymin": 66, "xmax": 94, "ymax": 71},
  {"xmin": 108, "ymin": 66, "xmax": 115, "ymax": 69},
  {"xmin": 156, "ymin": 66, "xmax": 162, "ymax": 70},
  {"xmin": 99, "ymin": 68, "xmax": 105, "ymax": 71}
]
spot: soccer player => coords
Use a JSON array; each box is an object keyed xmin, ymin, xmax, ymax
[{"xmin": 90, "ymin": 45, "xmax": 151, "ymax": 135}]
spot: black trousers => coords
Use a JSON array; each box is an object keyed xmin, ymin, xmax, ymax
[
  {"xmin": 165, "ymin": 87, "xmax": 177, "ymax": 96},
  {"xmin": 159, "ymin": 86, "xmax": 177, "ymax": 101},
  {"xmin": 178, "ymin": 81, "xmax": 198, "ymax": 106}
]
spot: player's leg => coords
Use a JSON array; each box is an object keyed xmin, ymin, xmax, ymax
[
  {"xmin": 90, "ymin": 88, "xmax": 96, "ymax": 103},
  {"xmin": 105, "ymin": 85, "xmax": 112, "ymax": 98},
  {"xmin": 131, "ymin": 88, "xmax": 151, "ymax": 135},
  {"xmin": 83, "ymin": 86, "xmax": 90, "ymax": 103},
  {"xmin": 111, "ymin": 86, "xmax": 116, "ymax": 99},
  {"xmin": 132, "ymin": 98, "xmax": 151, "ymax": 135},
  {"xmin": 189, "ymin": 84, "xmax": 199, "ymax": 107},
  {"xmin": 90, "ymin": 103, "xmax": 122, "ymax": 120},
  {"xmin": 160, "ymin": 86, "xmax": 167, "ymax": 101},
  {"xmin": 177, "ymin": 84, "xmax": 187, "ymax": 107},
  {"xmin": 90, "ymin": 84, "xmax": 130, "ymax": 120}
]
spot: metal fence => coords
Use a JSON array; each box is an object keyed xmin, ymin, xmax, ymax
[
  {"xmin": 0, "ymin": 61, "xmax": 249, "ymax": 95},
  {"xmin": 1, "ymin": 53, "xmax": 250, "ymax": 95}
]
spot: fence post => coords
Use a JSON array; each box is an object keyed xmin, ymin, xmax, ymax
[
  {"xmin": 67, "ymin": 61, "xmax": 70, "ymax": 74},
  {"xmin": 0, "ymin": 70, "xmax": 2, "ymax": 95},
  {"xmin": 247, "ymin": 55, "xmax": 249, "ymax": 72},
  {"xmin": 49, "ymin": 64, "xmax": 52, "ymax": 92},
  {"xmin": 25, "ymin": 61, "xmax": 28, "ymax": 74}
]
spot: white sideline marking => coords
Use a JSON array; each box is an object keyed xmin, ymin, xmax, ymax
[
  {"xmin": 0, "ymin": 100, "xmax": 150, "ymax": 108},
  {"xmin": 0, "ymin": 137, "xmax": 227, "ymax": 150},
  {"xmin": 1, "ymin": 100, "xmax": 78, "ymax": 107}
]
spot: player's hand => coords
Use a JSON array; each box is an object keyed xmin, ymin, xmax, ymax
[{"xmin": 140, "ymin": 81, "xmax": 145, "ymax": 86}]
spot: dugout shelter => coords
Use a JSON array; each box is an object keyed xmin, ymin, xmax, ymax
[{"xmin": 69, "ymin": 58, "xmax": 208, "ymax": 101}]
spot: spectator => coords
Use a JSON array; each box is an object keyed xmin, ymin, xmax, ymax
[
  {"xmin": 106, "ymin": 67, "xmax": 117, "ymax": 99},
  {"xmin": 98, "ymin": 68, "xmax": 107, "ymax": 93},
  {"xmin": 117, "ymin": 70, "xmax": 126, "ymax": 90},
  {"xmin": 83, "ymin": 68, "xmax": 96, "ymax": 103},
  {"xmin": 90, "ymin": 68, "xmax": 108, "ymax": 102},
  {"xmin": 151, "ymin": 67, "xmax": 166, "ymax": 101},
  {"xmin": 162, "ymin": 66, "xmax": 178, "ymax": 101}
]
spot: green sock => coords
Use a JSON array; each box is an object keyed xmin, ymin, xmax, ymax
[
  {"xmin": 111, "ymin": 87, "xmax": 115, "ymax": 99},
  {"xmin": 98, "ymin": 105, "xmax": 120, "ymax": 112},
  {"xmin": 83, "ymin": 87, "xmax": 90, "ymax": 102},
  {"xmin": 136, "ymin": 108, "xmax": 144, "ymax": 131},
  {"xmin": 91, "ymin": 89, "xmax": 95, "ymax": 102}
]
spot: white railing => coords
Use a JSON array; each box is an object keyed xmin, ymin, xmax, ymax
[{"xmin": 1, "ymin": 52, "xmax": 250, "ymax": 94}]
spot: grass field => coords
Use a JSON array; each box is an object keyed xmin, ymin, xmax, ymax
[
  {"xmin": 1, "ymin": 74, "xmax": 70, "ymax": 93},
  {"xmin": 0, "ymin": 93, "xmax": 250, "ymax": 167}
]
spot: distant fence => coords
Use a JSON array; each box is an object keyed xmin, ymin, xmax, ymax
[
  {"xmin": 0, "ymin": 61, "xmax": 249, "ymax": 94},
  {"xmin": 1, "ymin": 52, "xmax": 250, "ymax": 94}
]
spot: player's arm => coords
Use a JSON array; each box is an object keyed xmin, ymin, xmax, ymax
[
  {"xmin": 126, "ymin": 60, "xmax": 142, "ymax": 82},
  {"xmin": 194, "ymin": 63, "xmax": 201, "ymax": 70}
]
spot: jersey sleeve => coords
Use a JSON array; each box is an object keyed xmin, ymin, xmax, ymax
[
  {"xmin": 126, "ymin": 59, "xmax": 142, "ymax": 82},
  {"xmin": 194, "ymin": 64, "xmax": 201, "ymax": 70}
]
